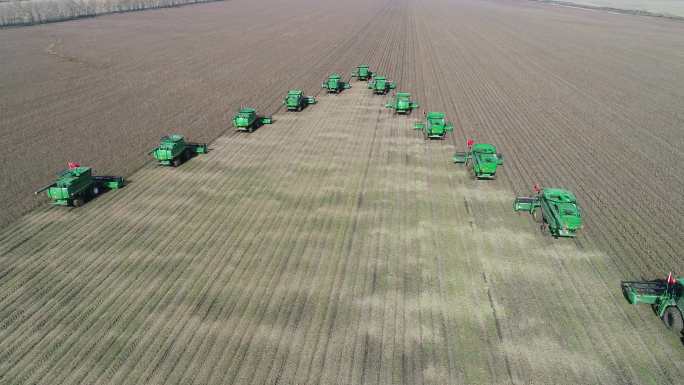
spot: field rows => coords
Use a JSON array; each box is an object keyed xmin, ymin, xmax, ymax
[{"xmin": 1, "ymin": 0, "xmax": 684, "ymax": 384}]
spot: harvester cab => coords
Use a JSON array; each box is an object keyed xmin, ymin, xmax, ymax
[
  {"xmin": 321, "ymin": 73, "xmax": 351, "ymax": 94},
  {"xmin": 149, "ymin": 134, "xmax": 208, "ymax": 167},
  {"xmin": 351, "ymin": 65, "xmax": 373, "ymax": 81},
  {"xmin": 514, "ymin": 186, "xmax": 582, "ymax": 237},
  {"xmin": 622, "ymin": 273, "xmax": 684, "ymax": 334},
  {"xmin": 232, "ymin": 107, "xmax": 272, "ymax": 132},
  {"xmin": 34, "ymin": 163, "xmax": 124, "ymax": 207},
  {"xmin": 453, "ymin": 142, "xmax": 504, "ymax": 179},
  {"xmin": 368, "ymin": 76, "xmax": 396, "ymax": 95},
  {"xmin": 414, "ymin": 111, "xmax": 453, "ymax": 139},
  {"xmin": 283, "ymin": 89, "xmax": 317, "ymax": 111},
  {"xmin": 385, "ymin": 92, "xmax": 419, "ymax": 114}
]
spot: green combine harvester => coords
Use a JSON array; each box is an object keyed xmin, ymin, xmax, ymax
[
  {"xmin": 622, "ymin": 273, "xmax": 684, "ymax": 334},
  {"xmin": 385, "ymin": 92, "xmax": 419, "ymax": 114},
  {"xmin": 514, "ymin": 185, "xmax": 583, "ymax": 237},
  {"xmin": 34, "ymin": 163, "xmax": 124, "ymax": 207},
  {"xmin": 149, "ymin": 134, "xmax": 208, "ymax": 167},
  {"xmin": 283, "ymin": 89, "xmax": 316, "ymax": 111},
  {"xmin": 351, "ymin": 65, "xmax": 373, "ymax": 81},
  {"xmin": 452, "ymin": 142, "xmax": 504, "ymax": 179},
  {"xmin": 321, "ymin": 73, "xmax": 351, "ymax": 94},
  {"xmin": 367, "ymin": 76, "xmax": 396, "ymax": 95},
  {"xmin": 232, "ymin": 108, "xmax": 272, "ymax": 132},
  {"xmin": 414, "ymin": 112, "xmax": 453, "ymax": 139}
]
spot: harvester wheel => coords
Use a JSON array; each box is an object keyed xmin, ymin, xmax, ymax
[
  {"xmin": 663, "ymin": 307, "xmax": 684, "ymax": 333},
  {"xmin": 92, "ymin": 186, "xmax": 100, "ymax": 196},
  {"xmin": 172, "ymin": 157, "xmax": 181, "ymax": 167},
  {"xmin": 72, "ymin": 198, "xmax": 83, "ymax": 207}
]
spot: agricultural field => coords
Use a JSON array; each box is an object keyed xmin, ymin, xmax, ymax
[
  {"xmin": 537, "ymin": 0, "xmax": 684, "ymax": 18},
  {"xmin": 1, "ymin": 0, "xmax": 684, "ymax": 384}
]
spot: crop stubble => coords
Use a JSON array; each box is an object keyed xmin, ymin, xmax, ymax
[{"xmin": 1, "ymin": 0, "xmax": 684, "ymax": 384}]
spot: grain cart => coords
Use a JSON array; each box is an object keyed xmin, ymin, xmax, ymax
[
  {"xmin": 452, "ymin": 142, "xmax": 504, "ymax": 179},
  {"xmin": 232, "ymin": 108, "xmax": 272, "ymax": 132},
  {"xmin": 351, "ymin": 65, "xmax": 373, "ymax": 81},
  {"xmin": 414, "ymin": 112, "xmax": 453, "ymax": 139},
  {"xmin": 321, "ymin": 73, "xmax": 351, "ymax": 94},
  {"xmin": 514, "ymin": 185, "xmax": 582, "ymax": 237},
  {"xmin": 149, "ymin": 134, "xmax": 208, "ymax": 167},
  {"xmin": 385, "ymin": 92, "xmax": 419, "ymax": 114},
  {"xmin": 34, "ymin": 163, "xmax": 124, "ymax": 207},
  {"xmin": 367, "ymin": 76, "xmax": 396, "ymax": 95},
  {"xmin": 622, "ymin": 273, "xmax": 684, "ymax": 334},
  {"xmin": 283, "ymin": 89, "xmax": 317, "ymax": 111}
]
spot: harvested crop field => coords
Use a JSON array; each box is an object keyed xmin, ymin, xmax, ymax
[{"xmin": 1, "ymin": 0, "xmax": 684, "ymax": 384}]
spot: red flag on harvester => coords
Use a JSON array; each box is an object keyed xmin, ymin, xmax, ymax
[
  {"xmin": 667, "ymin": 272, "xmax": 676, "ymax": 285},
  {"xmin": 67, "ymin": 162, "xmax": 80, "ymax": 169},
  {"xmin": 533, "ymin": 183, "xmax": 541, "ymax": 193},
  {"xmin": 466, "ymin": 138, "xmax": 474, "ymax": 149}
]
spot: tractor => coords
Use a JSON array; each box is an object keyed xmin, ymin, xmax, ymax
[
  {"xmin": 232, "ymin": 108, "xmax": 272, "ymax": 132},
  {"xmin": 452, "ymin": 140, "xmax": 504, "ymax": 179},
  {"xmin": 34, "ymin": 162, "xmax": 124, "ymax": 207},
  {"xmin": 149, "ymin": 134, "xmax": 208, "ymax": 167},
  {"xmin": 367, "ymin": 76, "xmax": 396, "ymax": 95},
  {"xmin": 414, "ymin": 112, "xmax": 453, "ymax": 139},
  {"xmin": 321, "ymin": 73, "xmax": 351, "ymax": 94},
  {"xmin": 283, "ymin": 89, "xmax": 316, "ymax": 111},
  {"xmin": 514, "ymin": 185, "xmax": 582, "ymax": 238},
  {"xmin": 622, "ymin": 273, "xmax": 684, "ymax": 335},
  {"xmin": 385, "ymin": 92, "xmax": 419, "ymax": 114},
  {"xmin": 351, "ymin": 65, "xmax": 373, "ymax": 81}
]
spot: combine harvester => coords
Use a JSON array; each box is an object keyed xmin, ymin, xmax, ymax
[
  {"xmin": 321, "ymin": 73, "xmax": 351, "ymax": 94},
  {"xmin": 149, "ymin": 134, "xmax": 208, "ymax": 167},
  {"xmin": 622, "ymin": 273, "xmax": 684, "ymax": 334},
  {"xmin": 414, "ymin": 112, "xmax": 453, "ymax": 140},
  {"xmin": 514, "ymin": 185, "xmax": 582, "ymax": 237},
  {"xmin": 351, "ymin": 65, "xmax": 373, "ymax": 81},
  {"xmin": 385, "ymin": 92, "xmax": 419, "ymax": 115},
  {"xmin": 35, "ymin": 162, "xmax": 124, "ymax": 207},
  {"xmin": 283, "ymin": 89, "xmax": 316, "ymax": 111},
  {"xmin": 367, "ymin": 75, "xmax": 396, "ymax": 95},
  {"xmin": 452, "ymin": 140, "xmax": 504, "ymax": 179},
  {"xmin": 232, "ymin": 108, "xmax": 272, "ymax": 133}
]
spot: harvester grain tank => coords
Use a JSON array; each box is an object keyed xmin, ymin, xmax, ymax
[
  {"xmin": 283, "ymin": 89, "xmax": 316, "ymax": 111},
  {"xmin": 34, "ymin": 163, "xmax": 124, "ymax": 207},
  {"xmin": 351, "ymin": 65, "xmax": 373, "ymax": 81},
  {"xmin": 232, "ymin": 108, "xmax": 272, "ymax": 132},
  {"xmin": 149, "ymin": 134, "xmax": 208, "ymax": 167},
  {"xmin": 453, "ymin": 141, "xmax": 504, "ymax": 179},
  {"xmin": 514, "ymin": 185, "xmax": 582, "ymax": 237},
  {"xmin": 321, "ymin": 73, "xmax": 351, "ymax": 94},
  {"xmin": 385, "ymin": 92, "xmax": 419, "ymax": 114},
  {"xmin": 414, "ymin": 112, "xmax": 453, "ymax": 139},
  {"xmin": 622, "ymin": 273, "xmax": 684, "ymax": 334},
  {"xmin": 367, "ymin": 76, "xmax": 396, "ymax": 95}
]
